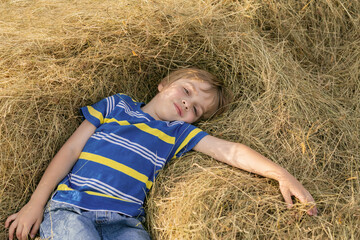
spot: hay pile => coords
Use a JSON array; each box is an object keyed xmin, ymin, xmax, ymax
[{"xmin": 1, "ymin": 0, "xmax": 359, "ymax": 239}]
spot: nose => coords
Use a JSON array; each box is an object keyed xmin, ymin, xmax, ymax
[{"xmin": 182, "ymin": 99, "xmax": 191, "ymax": 111}]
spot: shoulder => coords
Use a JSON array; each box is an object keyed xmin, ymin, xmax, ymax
[
  {"xmin": 156, "ymin": 120, "xmax": 194, "ymax": 131},
  {"xmin": 164, "ymin": 120, "xmax": 186, "ymax": 127},
  {"xmin": 115, "ymin": 93, "xmax": 137, "ymax": 103},
  {"xmin": 169, "ymin": 121, "xmax": 207, "ymax": 140},
  {"xmin": 114, "ymin": 93, "xmax": 143, "ymax": 108}
]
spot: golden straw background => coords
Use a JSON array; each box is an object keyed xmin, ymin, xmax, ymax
[{"xmin": 1, "ymin": 0, "xmax": 359, "ymax": 239}]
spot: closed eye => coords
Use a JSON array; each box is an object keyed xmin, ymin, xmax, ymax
[
  {"xmin": 183, "ymin": 87, "xmax": 189, "ymax": 95},
  {"xmin": 193, "ymin": 106, "xmax": 198, "ymax": 116}
]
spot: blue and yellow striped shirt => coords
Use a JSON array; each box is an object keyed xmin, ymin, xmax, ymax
[{"xmin": 52, "ymin": 94, "xmax": 208, "ymax": 217}]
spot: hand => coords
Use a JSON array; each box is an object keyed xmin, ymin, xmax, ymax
[
  {"xmin": 278, "ymin": 173, "xmax": 317, "ymax": 216},
  {"xmin": 5, "ymin": 201, "xmax": 44, "ymax": 240}
]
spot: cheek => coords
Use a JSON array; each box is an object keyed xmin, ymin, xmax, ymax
[
  {"xmin": 173, "ymin": 86, "xmax": 184, "ymax": 96},
  {"xmin": 185, "ymin": 113, "xmax": 198, "ymax": 123}
]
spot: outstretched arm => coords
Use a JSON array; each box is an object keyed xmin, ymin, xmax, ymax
[
  {"xmin": 5, "ymin": 120, "xmax": 96, "ymax": 240},
  {"xmin": 193, "ymin": 135, "xmax": 317, "ymax": 216}
]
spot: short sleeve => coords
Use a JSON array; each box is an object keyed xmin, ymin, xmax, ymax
[
  {"xmin": 80, "ymin": 94, "xmax": 122, "ymax": 128},
  {"xmin": 171, "ymin": 123, "xmax": 208, "ymax": 159}
]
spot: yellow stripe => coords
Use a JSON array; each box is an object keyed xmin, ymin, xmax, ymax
[
  {"xmin": 103, "ymin": 119, "xmax": 175, "ymax": 145},
  {"xmin": 87, "ymin": 106, "xmax": 104, "ymax": 124},
  {"xmin": 172, "ymin": 128, "xmax": 202, "ymax": 159},
  {"xmin": 57, "ymin": 183, "xmax": 73, "ymax": 191},
  {"xmin": 85, "ymin": 191, "xmax": 130, "ymax": 201},
  {"xmin": 133, "ymin": 123, "xmax": 175, "ymax": 144},
  {"xmin": 80, "ymin": 152, "xmax": 153, "ymax": 189},
  {"xmin": 57, "ymin": 184, "xmax": 130, "ymax": 202},
  {"xmin": 104, "ymin": 118, "xmax": 130, "ymax": 125}
]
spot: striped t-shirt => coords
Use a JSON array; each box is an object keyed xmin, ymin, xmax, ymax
[{"xmin": 52, "ymin": 93, "xmax": 208, "ymax": 217}]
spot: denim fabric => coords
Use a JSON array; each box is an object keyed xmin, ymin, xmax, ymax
[{"xmin": 40, "ymin": 200, "xmax": 151, "ymax": 240}]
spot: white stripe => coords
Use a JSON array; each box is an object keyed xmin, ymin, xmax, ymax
[
  {"xmin": 111, "ymin": 96, "xmax": 115, "ymax": 112},
  {"xmin": 106, "ymin": 97, "xmax": 109, "ymax": 117},
  {"xmin": 69, "ymin": 174, "xmax": 143, "ymax": 204},
  {"xmin": 117, "ymin": 101, "xmax": 151, "ymax": 121},
  {"xmin": 105, "ymin": 96, "xmax": 115, "ymax": 117},
  {"xmin": 70, "ymin": 176, "xmax": 142, "ymax": 204},
  {"xmin": 110, "ymin": 96, "xmax": 114, "ymax": 116},
  {"xmin": 166, "ymin": 121, "xmax": 184, "ymax": 127},
  {"xmin": 118, "ymin": 101, "xmax": 142, "ymax": 118},
  {"xmin": 107, "ymin": 132, "xmax": 167, "ymax": 166},
  {"xmin": 91, "ymin": 132, "xmax": 166, "ymax": 167},
  {"xmin": 109, "ymin": 96, "xmax": 112, "ymax": 116},
  {"xmin": 106, "ymin": 96, "xmax": 110, "ymax": 117},
  {"xmin": 70, "ymin": 178, "xmax": 129, "ymax": 202}
]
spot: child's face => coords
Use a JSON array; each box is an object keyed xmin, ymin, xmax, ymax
[{"xmin": 149, "ymin": 78, "xmax": 217, "ymax": 123}]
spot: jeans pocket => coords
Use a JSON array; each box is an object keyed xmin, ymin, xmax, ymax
[{"xmin": 44, "ymin": 200, "xmax": 83, "ymax": 215}]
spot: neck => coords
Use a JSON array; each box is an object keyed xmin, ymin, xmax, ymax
[{"xmin": 141, "ymin": 99, "xmax": 160, "ymax": 120}]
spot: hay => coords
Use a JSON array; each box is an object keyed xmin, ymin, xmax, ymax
[{"xmin": 1, "ymin": 0, "xmax": 359, "ymax": 239}]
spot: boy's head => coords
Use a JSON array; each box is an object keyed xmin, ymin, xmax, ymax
[{"xmin": 155, "ymin": 67, "xmax": 231, "ymax": 123}]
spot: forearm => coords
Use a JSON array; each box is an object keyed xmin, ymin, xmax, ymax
[
  {"xmin": 29, "ymin": 120, "xmax": 96, "ymax": 207},
  {"xmin": 29, "ymin": 146, "xmax": 80, "ymax": 207},
  {"xmin": 6, "ymin": 121, "xmax": 96, "ymax": 239},
  {"xmin": 194, "ymin": 136, "xmax": 290, "ymax": 181},
  {"xmin": 5, "ymin": 144, "xmax": 82, "ymax": 240},
  {"xmin": 226, "ymin": 143, "xmax": 290, "ymax": 181},
  {"xmin": 194, "ymin": 135, "xmax": 317, "ymax": 215}
]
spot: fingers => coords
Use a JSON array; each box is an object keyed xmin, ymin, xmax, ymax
[
  {"xmin": 8, "ymin": 220, "xmax": 18, "ymax": 240},
  {"xmin": 11, "ymin": 222, "xmax": 31, "ymax": 240},
  {"xmin": 4, "ymin": 213, "xmax": 17, "ymax": 228},
  {"xmin": 15, "ymin": 223, "xmax": 24, "ymax": 240},
  {"xmin": 30, "ymin": 219, "xmax": 42, "ymax": 239},
  {"xmin": 6, "ymin": 213, "xmax": 36, "ymax": 240},
  {"xmin": 280, "ymin": 187, "xmax": 293, "ymax": 209},
  {"xmin": 293, "ymin": 190, "xmax": 318, "ymax": 216},
  {"xmin": 307, "ymin": 205, "xmax": 318, "ymax": 216},
  {"xmin": 305, "ymin": 199, "xmax": 317, "ymax": 216},
  {"xmin": 6, "ymin": 214, "xmax": 19, "ymax": 240},
  {"xmin": 295, "ymin": 189, "xmax": 314, "ymax": 203}
]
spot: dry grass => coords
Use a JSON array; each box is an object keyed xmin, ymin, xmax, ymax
[{"xmin": 1, "ymin": 0, "xmax": 359, "ymax": 239}]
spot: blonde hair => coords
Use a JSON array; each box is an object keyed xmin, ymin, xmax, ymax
[{"xmin": 161, "ymin": 67, "xmax": 232, "ymax": 119}]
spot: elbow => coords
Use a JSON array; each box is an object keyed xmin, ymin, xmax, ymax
[{"xmin": 59, "ymin": 141, "xmax": 83, "ymax": 161}]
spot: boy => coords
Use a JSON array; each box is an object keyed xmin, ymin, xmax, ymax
[{"xmin": 5, "ymin": 68, "xmax": 317, "ymax": 240}]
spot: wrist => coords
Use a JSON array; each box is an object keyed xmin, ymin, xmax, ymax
[
  {"xmin": 29, "ymin": 191, "xmax": 50, "ymax": 208},
  {"xmin": 273, "ymin": 168, "xmax": 292, "ymax": 182}
]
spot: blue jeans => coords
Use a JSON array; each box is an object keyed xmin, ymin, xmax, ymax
[{"xmin": 40, "ymin": 200, "xmax": 151, "ymax": 240}]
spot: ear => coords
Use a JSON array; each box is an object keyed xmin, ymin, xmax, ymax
[{"xmin": 158, "ymin": 82, "xmax": 164, "ymax": 92}]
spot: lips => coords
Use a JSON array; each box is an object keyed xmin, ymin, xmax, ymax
[{"xmin": 174, "ymin": 103, "xmax": 182, "ymax": 117}]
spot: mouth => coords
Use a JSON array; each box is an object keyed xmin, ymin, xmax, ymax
[{"xmin": 174, "ymin": 103, "xmax": 182, "ymax": 117}]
